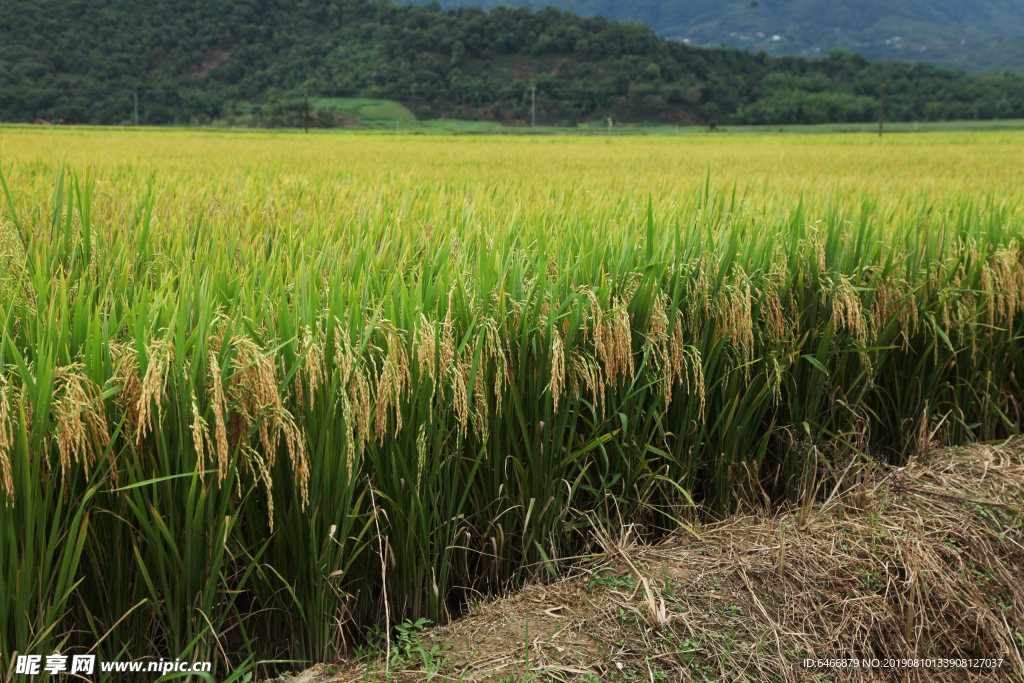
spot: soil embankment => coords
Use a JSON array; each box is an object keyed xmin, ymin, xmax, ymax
[{"xmin": 277, "ymin": 442, "xmax": 1024, "ymax": 682}]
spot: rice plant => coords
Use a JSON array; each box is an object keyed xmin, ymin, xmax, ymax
[{"xmin": 1, "ymin": 129, "xmax": 1024, "ymax": 680}]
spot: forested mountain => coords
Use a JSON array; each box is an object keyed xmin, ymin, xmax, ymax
[
  {"xmin": 2, "ymin": 0, "xmax": 1024, "ymax": 127},
  {"xmin": 399, "ymin": 0, "xmax": 1024, "ymax": 73}
]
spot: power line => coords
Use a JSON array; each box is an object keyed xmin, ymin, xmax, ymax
[{"xmin": 878, "ymin": 80, "xmax": 885, "ymax": 137}]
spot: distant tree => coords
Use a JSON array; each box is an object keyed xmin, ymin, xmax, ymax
[{"xmin": 1, "ymin": 0, "xmax": 1021, "ymax": 125}]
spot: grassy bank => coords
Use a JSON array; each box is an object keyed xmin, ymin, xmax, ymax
[{"xmin": 1, "ymin": 130, "xmax": 1024, "ymax": 680}]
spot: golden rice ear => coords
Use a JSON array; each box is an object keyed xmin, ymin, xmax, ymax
[
  {"xmin": 870, "ymin": 272, "xmax": 891, "ymax": 346},
  {"xmin": 481, "ymin": 317, "xmax": 507, "ymax": 417},
  {"xmin": 293, "ymin": 367, "xmax": 305, "ymax": 414},
  {"xmin": 450, "ymin": 358, "xmax": 470, "ymax": 440},
  {"xmin": 344, "ymin": 362, "xmax": 373, "ymax": 462},
  {"xmin": 716, "ymin": 272, "xmax": 754, "ymax": 369},
  {"xmin": 580, "ymin": 288, "xmax": 608, "ymax": 376},
  {"xmin": 670, "ymin": 322, "xmax": 687, "ymax": 390},
  {"xmin": 550, "ymin": 321, "xmax": 565, "ymax": 414},
  {"xmin": 870, "ymin": 272, "xmax": 918, "ymax": 352},
  {"xmin": 84, "ymin": 376, "xmax": 113, "ymax": 486},
  {"xmin": 416, "ymin": 313, "xmax": 438, "ymax": 385},
  {"xmin": 622, "ymin": 298, "xmax": 636, "ymax": 383},
  {"xmin": 762, "ymin": 264, "xmax": 787, "ymax": 346},
  {"xmin": 374, "ymin": 324, "xmax": 410, "ymax": 442},
  {"xmin": 333, "ymin": 323, "xmax": 354, "ymax": 387},
  {"xmin": 208, "ymin": 351, "xmax": 229, "ymax": 484},
  {"xmin": 669, "ymin": 328, "xmax": 706, "ymax": 423},
  {"xmin": 392, "ymin": 329, "xmax": 411, "ymax": 424},
  {"xmin": 374, "ymin": 358, "xmax": 393, "ymax": 445},
  {"xmin": 693, "ymin": 255, "xmax": 717, "ymax": 337},
  {"xmin": 191, "ymin": 395, "xmax": 210, "ymax": 483},
  {"xmin": 53, "ymin": 375, "xmax": 83, "ymax": 481},
  {"xmin": 342, "ymin": 392, "xmax": 357, "ymax": 479},
  {"xmin": 988, "ymin": 244, "xmax": 1023, "ymax": 328},
  {"xmin": 293, "ymin": 325, "xmax": 323, "ymax": 413},
  {"xmin": 244, "ymin": 446, "xmax": 275, "ymax": 532},
  {"xmin": 52, "ymin": 365, "xmax": 110, "ymax": 485},
  {"xmin": 644, "ymin": 292, "xmax": 671, "ymax": 407},
  {"xmin": 594, "ymin": 358, "xmax": 607, "ymax": 421},
  {"xmin": 111, "ymin": 343, "xmax": 142, "ymax": 437},
  {"xmin": 569, "ymin": 350, "xmax": 581, "ymax": 400},
  {"xmin": 305, "ymin": 325, "xmax": 327, "ymax": 400},
  {"xmin": 602, "ymin": 295, "xmax": 634, "ymax": 389},
  {"xmin": 415, "ymin": 424, "xmax": 427, "ymax": 488},
  {"xmin": 978, "ymin": 247, "xmax": 995, "ymax": 329},
  {"xmin": 0, "ymin": 219, "xmax": 32, "ymax": 311},
  {"xmin": 472, "ymin": 356, "xmax": 490, "ymax": 441},
  {"xmin": 230, "ymin": 337, "xmax": 277, "ymax": 464},
  {"xmin": 136, "ymin": 339, "xmax": 173, "ymax": 446},
  {"xmin": 333, "ymin": 320, "xmax": 365, "ymax": 474},
  {"xmin": 813, "ymin": 231, "xmax": 827, "ymax": 272},
  {"xmin": 692, "ymin": 347, "xmax": 706, "ymax": 422},
  {"xmin": 280, "ymin": 405, "xmax": 308, "ymax": 510},
  {"xmin": 227, "ymin": 335, "xmax": 310, "ymax": 508},
  {"xmin": 570, "ymin": 354, "xmax": 603, "ymax": 421},
  {"xmin": 0, "ymin": 373, "xmax": 13, "ymax": 505},
  {"xmin": 440, "ymin": 305, "xmax": 456, "ymax": 374},
  {"xmin": 828, "ymin": 275, "xmax": 870, "ymax": 378}
]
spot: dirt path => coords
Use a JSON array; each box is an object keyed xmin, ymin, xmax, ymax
[{"xmin": 275, "ymin": 442, "xmax": 1024, "ymax": 683}]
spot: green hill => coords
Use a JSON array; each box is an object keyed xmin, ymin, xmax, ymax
[
  {"xmin": 2, "ymin": 0, "xmax": 1024, "ymax": 126},
  {"xmin": 399, "ymin": 0, "xmax": 1024, "ymax": 73}
]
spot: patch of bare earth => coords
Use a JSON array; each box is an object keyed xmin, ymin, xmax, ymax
[
  {"xmin": 278, "ymin": 442, "xmax": 1024, "ymax": 683},
  {"xmin": 191, "ymin": 49, "xmax": 231, "ymax": 77}
]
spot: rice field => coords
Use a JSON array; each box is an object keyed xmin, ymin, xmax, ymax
[{"xmin": 2, "ymin": 127, "xmax": 1024, "ymax": 679}]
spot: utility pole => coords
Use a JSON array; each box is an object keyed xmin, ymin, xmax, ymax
[
  {"xmin": 531, "ymin": 85, "xmax": 536, "ymax": 129},
  {"xmin": 878, "ymin": 80, "xmax": 885, "ymax": 138},
  {"xmin": 304, "ymin": 88, "xmax": 309, "ymax": 133},
  {"xmin": 134, "ymin": 91, "xmax": 138, "ymax": 126}
]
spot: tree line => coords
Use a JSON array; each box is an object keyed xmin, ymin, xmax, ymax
[{"xmin": 2, "ymin": 0, "xmax": 1024, "ymax": 126}]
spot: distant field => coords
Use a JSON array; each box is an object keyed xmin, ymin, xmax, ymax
[
  {"xmin": 309, "ymin": 97, "xmax": 419, "ymax": 123},
  {"xmin": 2, "ymin": 128, "xmax": 1024, "ymax": 681},
  {"xmin": 21, "ymin": 113, "xmax": 1024, "ymax": 134},
  {"xmin": 5, "ymin": 126, "xmax": 1024, "ymax": 187}
]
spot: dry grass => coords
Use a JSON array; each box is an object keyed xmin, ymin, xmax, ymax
[{"xmin": 308, "ymin": 441, "xmax": 1024, "ymax": 683}]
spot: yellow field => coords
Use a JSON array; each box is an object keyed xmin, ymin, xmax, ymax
[{"xmin": 3, "ymin": 127, "xmax": 1024, "ymax": 202}]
